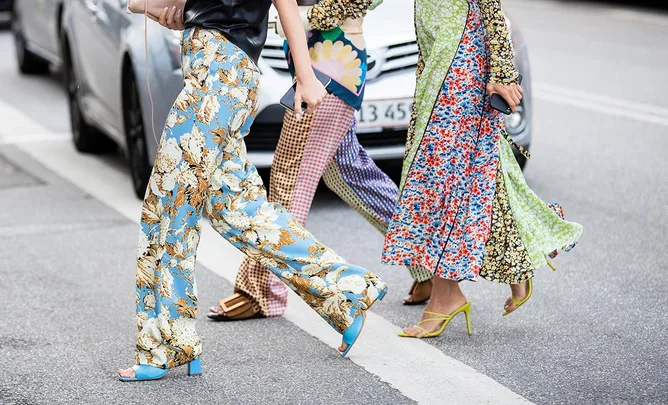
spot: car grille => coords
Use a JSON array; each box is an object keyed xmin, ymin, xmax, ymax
[
  {"xmin": 260, "ymin": 41, "xmax": 419, "ymax": 80},
  {"xmin": 260, "ymin": 44, "xmax": 289, "ymax": 72},
  {"xmin": 247, "ymin": 124, "xmax": 407, "ymax": 151},
  {"xmin": 367, "ymin": 41, "xmax": 419, "ymax": 79}
]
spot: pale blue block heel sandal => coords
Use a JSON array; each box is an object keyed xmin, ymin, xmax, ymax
[
  {"xmin": 340, "ymin": 287, "xmax": 387, "ymax": 358},
  {"xmin": 187, "ymin": 358, "xmax": 202, "ymax": 376},
  {"xmin": 119, "ymin": 358, "xmax": 202, "ymax": 382}
]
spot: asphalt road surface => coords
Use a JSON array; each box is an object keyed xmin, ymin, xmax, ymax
[{"xmin": 1, "ymin": 1, "xmax": 667, "ymax": 404}]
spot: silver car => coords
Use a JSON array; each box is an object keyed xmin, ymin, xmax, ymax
[
  {"xmin": 18, "ymin": 0, "xmax": 532, "ymax": 198},
  {"xmin": 11, "ymin": 0, "xmax": 65, "ymax": 74}
]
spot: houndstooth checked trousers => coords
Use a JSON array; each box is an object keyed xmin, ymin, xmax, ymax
[{"xmin": 233, "ymin": 95, "xmax": 433, "ymax": 317}]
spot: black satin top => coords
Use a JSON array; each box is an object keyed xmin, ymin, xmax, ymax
[{"xmin": 183, "ymin": 0, "xmax": 273, "ymax": 64}]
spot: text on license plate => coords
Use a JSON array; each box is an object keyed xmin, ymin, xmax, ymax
[{"xmin": 354, "ymin": 99, "xmax": 413, "ymax": 129}]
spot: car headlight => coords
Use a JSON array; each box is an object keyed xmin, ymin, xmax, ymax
[{"xmin": 504, "ymin": 104, "xmax": 526, "ymax": 136}]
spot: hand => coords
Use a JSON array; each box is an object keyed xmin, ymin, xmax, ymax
[
  {"xmin": 149, "ymin": 6, "xmax": 185, "ymax": 31},
  {"xmin": 293, "ymin": 74, "xmax": 327, "ymax": 119},
  {"xmin": 486, "ymin": 83, "xmax": 523, "ymax": 113}
]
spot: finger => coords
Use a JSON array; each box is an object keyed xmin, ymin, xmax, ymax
[
  {"xmin": 165, "ymin": 7, "xmax": 174, "ymax": 26},
  {"xmin": 506, "ymin": 94, "xmax": 519, "ymax": 112},
  {"xmin": 159, "ymin": 7, "xmax": 169, "ymax": 26},
  {"xmin": 168, "ymin": 6, "xmax": 177, "ymax": 26},
  {"xmin": 503, "ymin": 89, "xmax": 517, "ymax": 106},
  {"xmin": 176, "ymin": 8, "xmax": 184, "ymax": 27},
  {"xmin": 305, "ymin": 99, "xmax": 316, "ymax": 115},
  {"xmin": 517, "ymin": 84, "xmax": 524, "ymax": 94},
  {"xmin": 293, "ymin": 92, "xmax": 303, "ymax": 120}
]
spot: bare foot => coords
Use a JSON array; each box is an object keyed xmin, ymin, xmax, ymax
[
  {"xmin": 504, "ymin": 280, "xmax": 529, "ymax": 313},
  {"xmin": 403, "ymin": 280, "xmax": 433, "ymax": 304},
  {"xmin": 402, "ymin": 278, "xmax": 467, "ymax": 338},
  {"xmin": 338, "ymin": 313, "xmax": 366, "ymax": 353},
  {"xmin": 117, "ymin": 367, "xmax": 136, "ymax": 379}
]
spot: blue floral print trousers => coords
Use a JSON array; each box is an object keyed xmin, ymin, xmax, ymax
[{"xmin": 134, "ymin": 28, "xmax": 387, "ymax": 369}]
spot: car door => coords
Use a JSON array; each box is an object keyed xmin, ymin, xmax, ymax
[
  {"xmin": 70, "ymin": 0, "xmax": 127, "ymax": 142},
  {"xmin": 90, "ymin": 0, "xmax": 130, "ymax": 140},
  {"xmin": 20, "ymin": 0, "xmax": 59, "ymax": 56}
]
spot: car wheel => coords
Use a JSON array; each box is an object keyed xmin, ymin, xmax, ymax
[
  {"xmin": 11, "ymin": 4, "xmax": 50, "ymax": 75},
  {"xmin": 123, "ymin": 71, "xmax": 152, "ymax": 199},
  {"xmin": 63, "ymin": 36, "xmax": 115, "ymax": 154}
]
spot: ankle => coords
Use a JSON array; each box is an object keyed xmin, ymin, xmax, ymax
[{"xmin": 432, "ymin": 278, "xmax": 465, "ymax": 301}]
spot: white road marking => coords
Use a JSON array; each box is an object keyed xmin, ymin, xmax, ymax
[
  {"xmin": 534, "ymin": 82, "xmax": 668, "ymax": 127},
  {"xmin": 4, "ymin": 99, "xmax": 531, "ymax": 405},
  {"xmin": 0, "ymin": 101, "xmax": 71, "ymax": 144},
  {"xmin": 0, "ymin": 133, "xmax": 71, "ymax": 145}
]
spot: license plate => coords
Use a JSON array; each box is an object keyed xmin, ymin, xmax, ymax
[{"xmin": 355, "ymin": 99, "xmax": 413, "ymax": 129}]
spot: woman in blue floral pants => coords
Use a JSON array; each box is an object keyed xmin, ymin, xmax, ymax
[{"xmin": 121, "ymin": 28, "xmax": 387, "ymax": 378}]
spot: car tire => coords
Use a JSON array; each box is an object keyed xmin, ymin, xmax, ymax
[
  {"xmin": 62, "ymin": 36, "xmax": 115, "ymax": 154},
  {"xmin": 12, "ymin": 4, "xmax": 50, "ymax": 75},
  {"xmin": 123, "ymin": 70, "xmax": 152, "ymax": 199}
]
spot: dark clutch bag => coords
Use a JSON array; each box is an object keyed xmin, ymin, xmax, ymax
[{"xmin": 279, "ymin": 69, "xmax": 332, "ymax": 112}]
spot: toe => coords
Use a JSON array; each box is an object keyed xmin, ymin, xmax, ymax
[
  {"xmin": 118, "ymin": 367, "xmax": 135, "ymax": 378},
  {"xmin": 504, "ymin": 297, "xmax": 515, "ymax": 312},
  {"xmin": 208, "ymin": 306, "xmax": 224, "ymax": 315},
  {"xmin": 402, "ymin": 326, "xmax": 422, "ymax": 338}
]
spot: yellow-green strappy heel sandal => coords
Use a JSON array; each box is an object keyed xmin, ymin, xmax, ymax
[
  {"xmin": 502, "ymin": 278, "xmax": 533, "ymax": 316},
  {"xmin": 398, "ymin": 301, "xmax": 472, "ymax": 338}
]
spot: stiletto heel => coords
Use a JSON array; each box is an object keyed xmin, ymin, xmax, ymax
[
  {"xmin": 464, "ymin": 304, "xmax": 472, "ymax": 336},
  {"xmin": 340, "ymin": 313, "xmax": 365, "ymax": 358},
  {"xmin": 188, "ymin": 358, "xmax": 202, "ymax": 376},
  {"xmin": 502, "ymin": 278, "xmax": 533, "ymax": 316},
  {"xmin": 119, "ymin": 359, "xmax": 202, "ymax": 382},
  {"xmin": 398, "ymin": 301, "xmax": 472, "ymax": 338}
]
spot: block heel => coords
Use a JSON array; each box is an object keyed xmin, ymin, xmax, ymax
[{"xmin": 188, "ymin": 358, "xmax": 202, "ymax": 376}]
